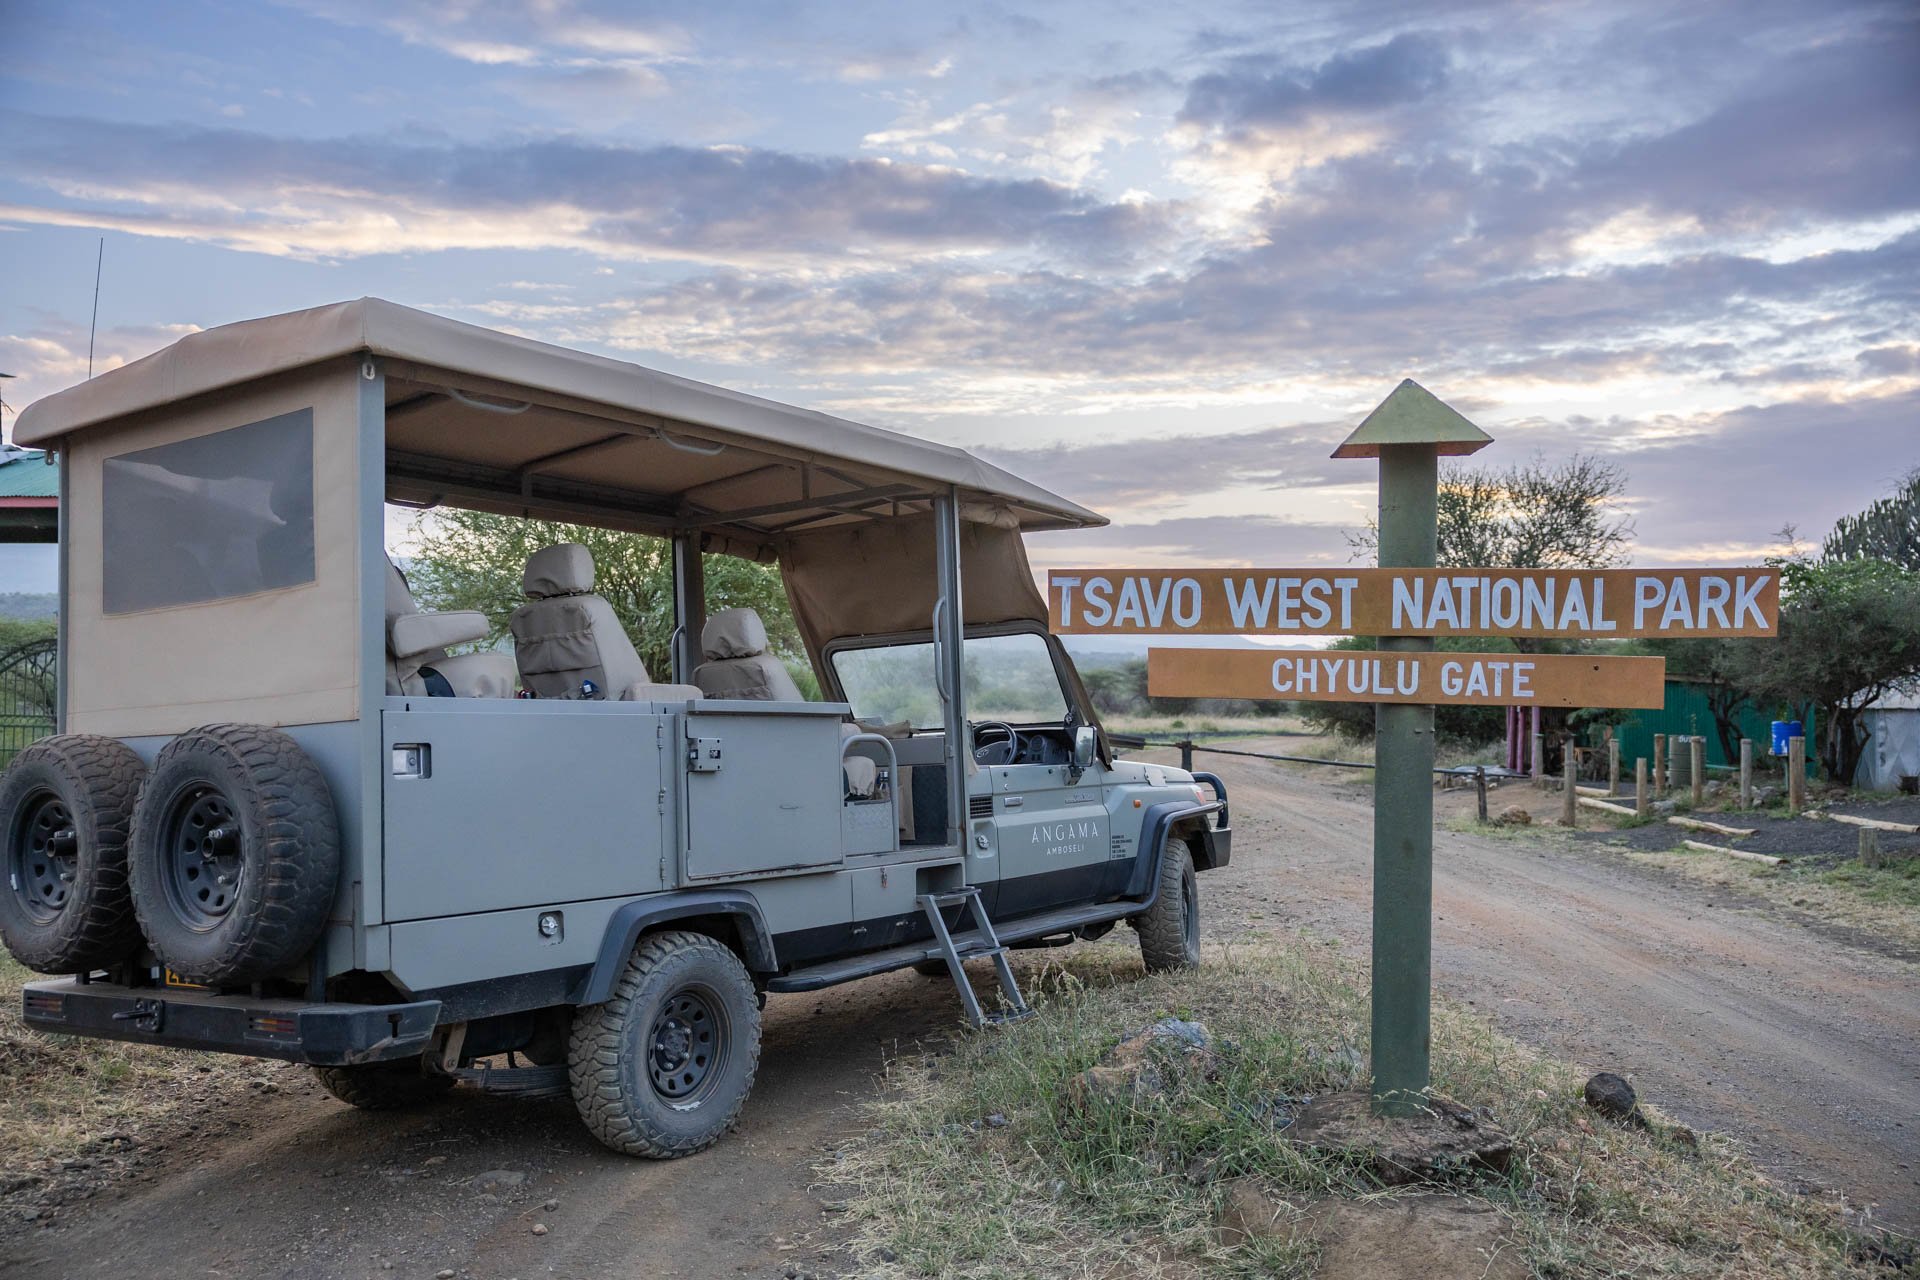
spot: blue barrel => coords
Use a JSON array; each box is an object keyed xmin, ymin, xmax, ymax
[{"xmin": 1770, "ymin": 720, "xmax": 1803, "ymax": 755}]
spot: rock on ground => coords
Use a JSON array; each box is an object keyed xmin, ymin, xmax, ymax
[
  {"xmin": 1583, "ymin": 1072, "xmax": 1640, "ymax": 1122},
  {"xmin": 1070, "ymin": 1019, "xmax": 1220, "ymax": 1105}
]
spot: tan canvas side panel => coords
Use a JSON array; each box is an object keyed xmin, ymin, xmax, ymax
[
  {"xmin": 778, "ymin": 513, "xmax": 1048, "ymax": 666},
  {"xmin": 66, "ymin": 367, "xmax": 362, "ymax": 736}
]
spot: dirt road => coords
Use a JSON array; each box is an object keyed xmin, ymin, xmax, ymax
[
  {"xmin": 1189, "ymin": 744, "xmax": 1920, "ymax": 1234},
  {"xmin": 6, "ymin": 747, "xmax": 1916, "ymax": 1277}
]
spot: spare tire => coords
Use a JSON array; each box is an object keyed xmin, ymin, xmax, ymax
[
  {"xmin": 0, "ymin": 735, "xmax": 147, "ymax": 973},
  {"xmin": 130, "ymin": 724, "xmax": 339, "ymax": 984}
]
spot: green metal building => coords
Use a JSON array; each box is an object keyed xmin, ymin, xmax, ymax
[
  {"xmin": 1608, "ymin": 676, "xmax": 1815, "ymax": 777},
  {"xmin": 0, "ymin": 444, "xmax": 58, "ymax": 543}
]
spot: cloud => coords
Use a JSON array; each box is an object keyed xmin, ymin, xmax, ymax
[
  {"xmin": 1178, "ymin": 32, "xmax": 1452, "ymax": 136},
  {"xmin": 962, "ymin": 385, "xmax": 1920, "ymax": 582},
  {"xmin": 0, "ymin": 320, "xmax": 202, "ymax": 432},
  {"xmin": 0, "ymin": 112, "xmax": 1177, "ymax": 267}
]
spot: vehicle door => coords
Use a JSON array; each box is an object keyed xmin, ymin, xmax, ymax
[{"xmin": 963, "ymin": 632, "xmax": 1112, "ymax": 919}]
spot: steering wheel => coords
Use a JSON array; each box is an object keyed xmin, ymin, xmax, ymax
[{"xmin": 970, "ymin": 720, "xmax": 1021, "ymax": 767}]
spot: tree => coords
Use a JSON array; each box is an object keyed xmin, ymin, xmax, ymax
[
  {"xmin": 1351, "ymin": 452, "xmax": 1635, "ymax": 572},
  {"xmin": 1725, "ymin": 555, "xmax": 1920, "ymax": 784},
  {"xmin": 1646, "ymin": 636, "xmax": 1748, "ymax": 763},
  {"xmin": 1824, "ymin": 469, "xmax": 1920, "ymax": 571},
  {"xmin": 400, "ymin": 509, "xmax": 806, "ymax": 687}
]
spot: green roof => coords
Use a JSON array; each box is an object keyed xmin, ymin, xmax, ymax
[
  {"xmin": 0, "ymin": 449, "xmax": 59, "ymax": 499},
  {"xmin": 1331, "ymin": 379, "xmax": 1493, "ymax": 459}
]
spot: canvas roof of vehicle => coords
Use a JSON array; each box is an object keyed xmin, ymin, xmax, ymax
[{"xmin": 14, "ymin": 297, "xmax": 1105, "ymax": 550}]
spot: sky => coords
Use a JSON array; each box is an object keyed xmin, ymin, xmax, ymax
[{"xmin": 1, "ymin": 0, "xmax": 1916, "ymax": 597}]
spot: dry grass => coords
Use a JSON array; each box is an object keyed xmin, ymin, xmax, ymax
[
  {"xmin": 824, "ymin": 936, "xmax": 1888, "ymax": 1279},
  {"xmin": 0, "ymin": 955, "xmax": 255, "ymax": 1176},
  {"xmin": 1624, "ymin": 847, "xmax": 1920, "ymax": 953}
]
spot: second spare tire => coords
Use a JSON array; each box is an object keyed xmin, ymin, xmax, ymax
[
  {"xmin": 130, "ymin": 723, "xmax": 339, "ymax": 985},
  {"xmin": 0, "ymin": 734, "xmax": 147, "ymax": 974}
]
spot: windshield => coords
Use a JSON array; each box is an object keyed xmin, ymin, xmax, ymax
[{"xmin": 831, "ymin": 632, "xmax": 1069, "ymax": 730}]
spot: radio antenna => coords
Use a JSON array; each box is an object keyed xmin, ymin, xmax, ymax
[{"xmin": 87, "ymin": 237, "xmax": 104, "ymax": 378}]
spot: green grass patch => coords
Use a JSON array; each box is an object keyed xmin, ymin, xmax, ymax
[
  {"xmin": 1818, "ymin": 857, "xmax": 1920, "ymax": 909},
  {"xmin": 828, "ymin": 938, "xmax": 1884, "ymax": 1278}
]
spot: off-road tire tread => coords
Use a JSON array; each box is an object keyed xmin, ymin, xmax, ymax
[
  {"xmin": 312, "ymin": 1062, "xmax": 455, "ymax": 1111},
  {"xmin": 569, "ymin": 930, "xmax": 761, "ymax": 1158},
  {"xmin": 0, "ymin": 735, "xmax": 147, "ymax": 972},
  {"xmin": 1136, "ymin": 835, "xmax": 1199, "ymax": 972},
  {"xmin": 130, "ymin": 723, "xmax": 339, "ymax": 984}
]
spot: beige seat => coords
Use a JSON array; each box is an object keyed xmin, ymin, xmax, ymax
[
  {"xmin": 383, "ymin": 560, "xmax": 515, "ymax": 698},
  {"xmin": 509, "ymin": 544, "xmax": 700, "ymax": 701},
  {"xmin": 692, "ymin": 609, "xmax": 804, "ymax": 701}
]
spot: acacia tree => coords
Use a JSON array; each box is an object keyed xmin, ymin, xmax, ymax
[
  {"xmin": 1320, "ymin": 452, "xmax": 1637, "ymax": 742},
  {"xmin": 1726, "ymin": 555, "xmax": 1920, "ymax": 783},
  {"xmin": 1646, "ymin": 636, "xmax": 1749, "ymax": 763},
  {"xmin": 399, "ymin": 509, "xmax": 805, "ymax": 685},
  {"xmin": 1352, "ymin": 452, "xmax": 1635, "ymax": 572}
]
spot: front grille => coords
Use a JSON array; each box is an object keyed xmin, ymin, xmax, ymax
[{"xmin": 969, "ymin": 795, "xmax": 996, "ymax": 819}]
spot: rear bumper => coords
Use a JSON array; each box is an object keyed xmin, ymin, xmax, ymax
[{"xmin": 21, "ymin": 979, "xmax": 441, "ymax": 1066}]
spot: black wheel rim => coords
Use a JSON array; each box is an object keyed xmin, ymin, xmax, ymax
[
  {"xmin": 10, "ymin": 789, "xmax": 76, "ymax": 924},
  {"xmin": 1182, "ymin": 869, "xmax": 1200, "ymax": 958},
  {"xmin": 646, "ymin": 986, "xmax": 729, "ymax": 1108},
  {"xmin": 159, "ymin": 783, "xmax": 243, "ymax": 931}
]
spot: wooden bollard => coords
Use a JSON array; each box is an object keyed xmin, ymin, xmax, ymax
[
  {"xmin": 1859, "ymin": 828, "xmax": 1884, "ymax": 869},
  {"xmin": 1475, "ymin": 766, "xmax": 1489, "ymax": 824},
  {"xmin": 1608, "ymin": 738, "xmax": 1620, "ymax": 796},
  {"xmin": 1788, "ymin": 735, "xmax": 1806, "ymax": 814},
  {"xmin": 1532, "ymin": 731, "xmax": 1546, "ymax": 789},
  {"xmin": 1635, "ymin": 758, "xmax": 1648, "ymax": 816},
  {"xmin": 1739, "ymin": 738, "xmax": 1753, "ymax": 808},
  {"xmin": 1562, "ymin": 754, "xmax": 1578, "ymax": 827},
  {"xmin": 1690, "ymin": 737, "xmax": 1705, "ymax": 808},
  {"xmin": 1653, "ymin": 733, "xmax": 1667, "ymax": 793}
]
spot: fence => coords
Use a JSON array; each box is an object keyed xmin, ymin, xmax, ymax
[{"xmin": 0, "ymin": 636, "xmax": 57, "ymax": 769}]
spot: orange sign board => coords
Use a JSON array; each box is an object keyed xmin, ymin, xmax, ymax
[
  {"xmin": 1147, "ymin": 648, "xmax": 1667, "ymax": 709},
  {"xmin": 1049, "ymin": 568, "xmax": 1776, "ymax": 639}
]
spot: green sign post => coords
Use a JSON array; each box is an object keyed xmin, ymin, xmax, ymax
[{"xmin": 1331, "ymin": 380, "xmax": 1492, "ymax": 1115}]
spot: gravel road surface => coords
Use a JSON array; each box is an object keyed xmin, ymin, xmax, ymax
[{"xmin": 5, "ymin": 743, "xmax": 1914, "ymax": 1277}]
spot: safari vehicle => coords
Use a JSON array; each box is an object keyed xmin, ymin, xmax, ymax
[{"xmin": 2, "ymin": 299, "xmax": 1228, "ymax": 1156}]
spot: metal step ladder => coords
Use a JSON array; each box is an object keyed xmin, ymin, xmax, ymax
[{"xmin": 918, "ymin": 887, "xmax": 1033, "ymax": 1029}]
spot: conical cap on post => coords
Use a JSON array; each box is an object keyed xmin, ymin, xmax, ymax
[{"xmin": 1332, "ymin": 379, "xmax": 1493, "ymax": 458}]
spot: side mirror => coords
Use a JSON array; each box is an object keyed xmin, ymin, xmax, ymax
[{"xmin": 1072, "ymin": 725, "xmax": 1098, "ymax": 771}]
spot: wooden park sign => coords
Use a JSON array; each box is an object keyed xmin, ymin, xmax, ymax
[
  {"xmin": 1049, "ymin": 567, "xmax": 1778, "ymax": 639},
  {"xmin": 1066, "ymin": 378, "xmax": 1780, "ymax": 1119}
]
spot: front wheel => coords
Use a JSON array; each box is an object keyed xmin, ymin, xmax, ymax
[
  {"xmin": 1134, "ymin": 835, "xmax": 1200, "ymax": 972},
  {"xmin": 569, "ymin": 930, "xmax": 761, "ymax": 1158}
]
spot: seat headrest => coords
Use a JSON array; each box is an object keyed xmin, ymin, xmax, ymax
[
  {"xmin": 385, "ymin": 559, "xmax": 419, "ymax": 625},
  {"xmin": 523, "ymin": 543, "xmax": 595, "ymax": 599},
  {"xmin": 702, "ymin": 607, "xmax": 769, "ymax": 659}
]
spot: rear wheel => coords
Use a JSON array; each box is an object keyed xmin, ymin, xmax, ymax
[
  {"xmin": 0, "ymin": 735, "xmax": 147, "ymax": 974},
  {"xmin": 314, "ymin": 1060, "xmax": 455, "ymax": 1111},
  {"xmin": 569, "ymin": 930, "xmax": 761, "ymax": 1158},
  {"xmin": 1134, "ymin": 835, "xmax": 1200, "ymax": 972},
  {"xmin": 129, "ymin": 724, "xmax": 339, "ymax": 985}
]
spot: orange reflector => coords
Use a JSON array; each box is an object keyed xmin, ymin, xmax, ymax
[
  {"xmin": 1133, "ymin": 798, "xmax": 1142, "ymax": 808},
  {"xmin": 249, "ymin": 1014, "xmax": 298, "ymax": 1036}
]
